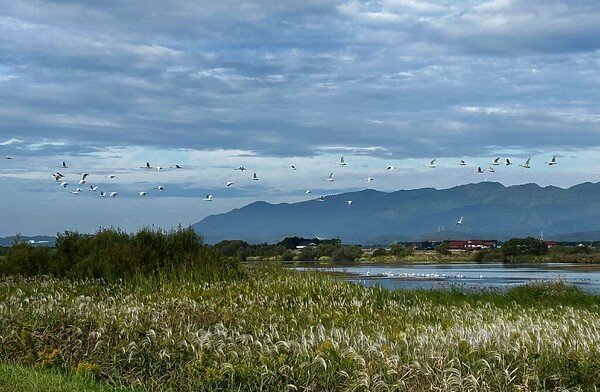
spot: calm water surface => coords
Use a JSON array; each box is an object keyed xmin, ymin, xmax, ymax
[{"xmin": 296, "ymin": 262, "xmax": 600, "ymax": 293}]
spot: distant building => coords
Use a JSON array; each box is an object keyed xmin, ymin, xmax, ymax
[
  {"xmin": 542, "ymin": 240, "xmax": 559, "ymax": 248},
  {"xmin": 296, "ymin": 241, "xmax": 317, "ymax": 249},
  {"xmin": 447, "ymin": 240, "xmax": 497, "ymax": 251}
]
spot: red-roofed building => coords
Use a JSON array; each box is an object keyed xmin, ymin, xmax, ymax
[{"xmin": 447, "ymin": 240, "xmax": 497, "ymax": 251}]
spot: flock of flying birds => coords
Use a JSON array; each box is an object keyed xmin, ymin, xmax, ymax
[{"xmin": 2, "ymin": 154, "xmax": 558, "ymax": 224}]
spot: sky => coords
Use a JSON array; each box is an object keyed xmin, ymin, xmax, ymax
[{"xmin": 0, "ymin": 0, "xmax": 599, "ymax": 237}]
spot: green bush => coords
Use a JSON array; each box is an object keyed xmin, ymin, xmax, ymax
[{"xmin": 2, "ymin": 226, "xmax": 236, "ymax": 281}]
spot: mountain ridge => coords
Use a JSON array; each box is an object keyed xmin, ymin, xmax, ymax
[{"xmin": 192, "ymin": 181, "xmax": 600, "ymax": 244}]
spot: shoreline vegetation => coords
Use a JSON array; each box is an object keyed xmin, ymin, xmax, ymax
[{"xmin": 1, "ymin": 227, "xmax": 600, "ymax": 391}]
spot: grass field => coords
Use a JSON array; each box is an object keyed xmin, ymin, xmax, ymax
[{"xmin": 1, "ymin": 267, "xmax": 599, "ymax": 391}]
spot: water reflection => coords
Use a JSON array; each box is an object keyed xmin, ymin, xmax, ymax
[{"xmin": 296, "ymin": 262, "xmax": 600, "ymax": 293}]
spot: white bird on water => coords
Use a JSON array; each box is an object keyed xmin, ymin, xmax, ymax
[
  {"xmin": 426, "ymin": 159, "xmax": 436, "ymax": 168},
  {"xmin": 203, "ymin": 194, "xmax": 213, "ymax": 201},
  {"xmin": 338, "ymin": 156, "xmax": 347, "ymax": 166},
  {"xmin": 519, "ymin": 158, "xmax": 531, "ymax": 168},
  {"xmin": 326, "ymin": 173, "xmax": 334, "ymax": 182}
]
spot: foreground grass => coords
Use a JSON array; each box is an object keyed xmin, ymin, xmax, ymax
[
  {"xmin": 0, "ymin": 362, "xmax": 130, "ymax": 392},
  {"xmin": 1, "ymin": 269, "xmax": 600, "ymax": 391}
]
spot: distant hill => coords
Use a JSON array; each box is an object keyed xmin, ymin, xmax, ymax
[{"xmin": 192, "ymin": 182, "xmax": 600, "ymax": 244}]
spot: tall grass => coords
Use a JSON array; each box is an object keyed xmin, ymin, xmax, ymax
[{"xmin": 1, "ymin": 268, "xmax": 599, "ymax": 391}]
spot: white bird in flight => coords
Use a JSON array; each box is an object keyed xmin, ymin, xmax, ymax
[
  {"xmin": 488, "ymin": 166, "xmax": 495, "ymax": 173},
  {"xmin": 171, "ymin": 164, "xmax": 182, "ymax": 169},
  {"xmin": 109, "ymin": 192, "xmax": 118, "ymax": 198},
  {"xmin": 252, "ymin": 172, "xmax": 259, "ymax": 181},
  {"xmin": 156, "ymin": 166, "xmax": 163, "ymax": 172},
  {"xmin": 456, "ymin": 216, "xmax": 463, "ymax": 225},
  {"xmin": 519, "ymin": 158, "xmax": 531, "ymax": 168},
  {"xmin": 226, "ymin": 181, "xmax": 234, "ymax": 187},
  {"xmin": 290, "ymin": 165, "xmax": 298, "ymax": 171},
  {"xmin": 139, "ymin": 191, "xmax": 147, "ymax": 197},
  {"xmin": 338, "ymin": 156, "xmax": 346, "ymax": 166},
  {"xmin": 386, "ymin": 165, "xmax": 396, "ymax": 171},
  {"xmin": 235, "ymin": 166, "xmax": 246, "ymax": 171},
  {"xmin": 2, "ymin": 156, "xmax": 13, "ymax": 159},
  {"xmin": 144, "ymin": 162, "xmax": 152, "ymax": 169},
  {"xmin": 305, "ymin": 190, "xmax": 312, "ymax": 195},
  {"xmin": 326, "ymin": 173, "xmax": 334, "ymax": 182},
  {"xmin": 476, "ymin": 167, "xmax": 484, "ymax": 174},
  {"xmin": 154, "ymin": 185, "xmax": 164, "ymax": 191},
  {"xmin": 505, "ymin": 158, "xmax": 513, "ymax": 166},
  {"xmin": 203, "ymin": 194, "xmax": 213, "ymax": 201},
  {"xmin": 458, "ymin": 160, "xmax": 466, "ymax": 166},
  {"xmin": 426, "ymin": 159, "xmax": 436, "ymax": 168},
  {"xmin": 491, "ymin": 157, "xmax": 500, "ymax": 165},
  {"xmin": 61, "ymin": 161, "xmax": 68, "ymax": 168},
  {"xmin": 366, "ymin": 177, "xmax": 374, "ymax": 182},
  {"xmin": 316, "ymin": 195, "xmax": 325, "ymax": 202},
  {"xmin": 90, "ymin": 185, "xmax": 98, "ymax": 191},
  {"xmin": 99, "ymin": 191, "xmax": 106, "ymax": 197},
  {"xmin": 59, "ymin": 182, "xmax": 68, "ymax": 188},
  {"xmin": 106, "ymin": 174, "xmax": 116, "ymax": 179},
  {"xmin": 345, "ymin": 200, "xmax": 353, "ymax": 205},
  {"xmin": 546, "ymin": 155, "xmax": 557, "ymax": 165}
]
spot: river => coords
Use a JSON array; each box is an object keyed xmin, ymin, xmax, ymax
[{"xmin": 296, "ymin": 262, "xmax": 600, "ymax": 294}]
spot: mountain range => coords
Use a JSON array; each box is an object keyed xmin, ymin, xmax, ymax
[{"xmin": 192, "ymin": 182, "xmax": 600, "ymax": 244}]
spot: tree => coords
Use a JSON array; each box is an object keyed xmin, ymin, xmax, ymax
[
  {"xmin": 435, "ymin": 243, "xmax": 451, "ymax": 255},
  {"xmin": 502, "ymin": 237, "xmax": 548, "ymax": 261}
]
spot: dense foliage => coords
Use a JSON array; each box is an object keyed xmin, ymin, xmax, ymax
[{"xmin": 0, "ymin": 227, "xmax": 239, "ymax": 280}]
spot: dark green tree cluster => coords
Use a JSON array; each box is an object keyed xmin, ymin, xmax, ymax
[
  {"xmin": 502, "ymin": 237, "xmax": 548, "ymax": 261},
  {"xmin": 212, "ymin": 240, "xmax": 288, "ymax": 261},
  {"xmin": 297, "ymin": 242, "xmax": 363, "ymax": 261},
  {"xmin": 0, "ymin": 226, "xmax": 236, "ymax": 280}
]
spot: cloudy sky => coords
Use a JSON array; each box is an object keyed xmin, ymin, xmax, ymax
[{"xmin": 1, "ymin": 0, "xmax": 599, "ymax": 237}]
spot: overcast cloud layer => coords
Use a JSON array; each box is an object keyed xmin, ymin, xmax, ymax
[{"xmin": 1, "ymin": 0, "xmax": 599, "ymax": 237}]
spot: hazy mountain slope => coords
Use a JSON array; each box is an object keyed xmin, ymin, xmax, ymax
[{"xmin": 192, "ymin": 182, "xmax": 600, "ymax": 244}]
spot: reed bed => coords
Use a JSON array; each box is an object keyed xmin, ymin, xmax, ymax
[{"xmin": 1, "ymin": 269, "xmax": 599, "ymax": 391}]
